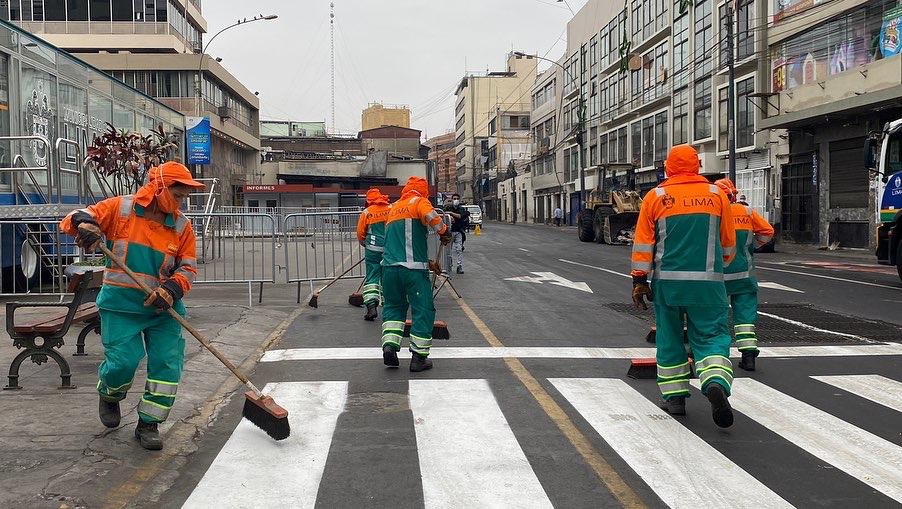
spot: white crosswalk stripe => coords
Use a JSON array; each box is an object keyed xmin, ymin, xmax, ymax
[
  {"xmin": 182, "ymin": 381, "xmax": 348, "ymax": 509},
  {"xmin": 181, "ymin": 376, "xmax": 902, "ymax": 507},
  {"xmin": 550, "ymin": 378, "xmax": 792, "ymax": 508},
  {"xmin": 694, "ymin": 378, "xmax": 902, "ymax": 503},
  {"xmin": 409, "ymin": 379, "xmax": 553, "ymax": 508},
  {"xmin": 811, "ymin": 374, "xmax": 902, "ymax": 413}
]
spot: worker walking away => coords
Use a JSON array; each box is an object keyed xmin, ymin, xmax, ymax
[
  {"xmin": 380, "ymin": 176, "xmax": 451, "ymax": 372},
  {"xmin": 715, "ymin": 178, "xmax": 774, "ymax": 372},
  {"xmin": 60, "ymin": 162, "xmax": 204, "ymax": 450},
  {"xmin": 631, "ymin": 145, "xmax": 737, "ymax": 428},
  {"xmin": 356, "ymin": 188, "xmax": 391, "ymax": 321},
  {"xmin": 446, "ymin": 193, "xmax": 470, "ymax": 274}
]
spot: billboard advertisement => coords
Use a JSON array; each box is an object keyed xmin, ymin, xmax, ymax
[{"xmin": 186, "ymin": 116, "xmax": 211, "ymax": 165}]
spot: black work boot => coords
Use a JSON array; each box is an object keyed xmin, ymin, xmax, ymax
[
  {"xmin": 135, "ymin": 420, "xmax": 163, "ymax": 450},
  {"xmin": 364, "ymin": 302, "xmax": 378, "ymax": 321},
  {"xmin": 738, "ymin": 351, "xmax": 757, "ymax": 371},
  {"xmin": 382, "ymin": 345, "xmax": 399, "ymax": 368},
  {"xmin": 659, "ymin": 396, "xmax": 686, "ymax": 416},
  {"xmin": 409, "ymin": 353, "xmax": 433, "ymax": 372},
  {"xmin": 99, "ymin": 397, "xmax": 121, "ymax": 428},
  {"xmin": 456, "ymin": 265, "xmax": 464, "ymax": 274},
  {"xmin": 706, "ymin": 384, "xmax": 734, "ymax": 428}
]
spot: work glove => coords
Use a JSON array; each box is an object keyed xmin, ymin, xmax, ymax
[
  {"xmin": 632, "ymin": 275, "xmax": 653, "ymax": 310},
  {"xmin": 439, "ymin": 231, "xmax": 452, "ymax": 245},
  {"xmin": 143, "ymin": 279, "xmax": 184, "ymax": 311},
  {"xmin": 429, "ymin": 259, "xmax": 442, "ymax": 277},
  {"xmin": 76, "ymin": 222, "xmax": 102, "ymax": 251}
]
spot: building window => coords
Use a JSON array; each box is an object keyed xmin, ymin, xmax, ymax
[
  {"xmin": 694, "ymin": 0, "xmax": 713, "ymax": 78},
  {"xmin": 829, "ymin": 138, "xmax": 868, "ymax": 208},
  {"xmin": 736, "ymin": 0, "xmax": 754, "ymax": 60},
  {"xmin": 672, "ymin": 87, "xmax": 689, "ymax": 144},
  {"xmin": 719, "ymin": 2, "xmax": 730, "ymax": 70},
  {"xmin": 489, "ymin": 117, "xmax": 497, "ymax": 135},
  {"xmin": 590, "ymin": 35, "xmax": 598, "ymax": 76},
  {"xmin": 631, "ymin": 0, "xmax": 642, "ymax": 44},
  {"xmin": 654, "ymin": 112, "xmax": 668, "ymax": 163},
  {"xmin": 618, "ymin": 127, "xmax": 628, "ymax": 162},
  {"xmin": 693, "ymin": 77, "xmax": 712, "ymax": 140},
  {"xmin": 592, "ymin": 142, "xmax": 600, "ymax": 165},
  {"xmin": 44, "ymin": 0, "xmax": 64, "ymax": 20},
  {"xmin": 90, "ymin": 0, "xmax": 110, "ymax": 21},
  {"xmin": 631, "ymin": 121, "xmax": 641, "ymax": 166},
  {"xmin": 736, "ymin": 76, "xmax": 754, "ymax": 148},
  {"xmin": 112, "ymin": 0, "xmax": 132, "ymax": 21},
  {"xmin": 672, "ymin": 1, "xmax": 690, "ymax": 89},
  {"xmin": 718, "ymin": 86, "xmax": 729, "ymax": 151},
  {"xmin": 641, "ymin": 116, "xmax": 654, "ymax": 167}
]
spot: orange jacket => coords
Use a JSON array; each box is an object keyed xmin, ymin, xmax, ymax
[
  {"xmin": 730, "ymin": 203, "xmax": 774, "ymax": 247},
  {"xmin": 382, "ymin": 177, "xmax": 448, "ymax": 268},
  {"xmin": 356, "ymin": 188, "xmax": 391, "ymax": 248}
]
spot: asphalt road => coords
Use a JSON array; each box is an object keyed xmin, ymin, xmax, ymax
[{"xmin": 147, "ymin": 221, "xmax": 902, "ymax": 508}]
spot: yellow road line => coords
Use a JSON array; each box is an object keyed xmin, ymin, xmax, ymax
[{"xmin": 454, "ymin": 295, "xmax": 647, "ymax": 509}]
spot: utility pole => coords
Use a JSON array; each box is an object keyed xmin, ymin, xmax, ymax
[
  {"xmin": 330, "ymin": 2, "xmax": 336, "ymax": 134},
  {"xmin": 576, "ymin": 91, "xmax": 587, "ymax": 213},
  {"xmin": 726, "ymin": 0, "xmax": 737, "ymax": 182}
]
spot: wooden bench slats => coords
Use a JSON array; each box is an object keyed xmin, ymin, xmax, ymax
[{"xmin": 13, "ymin": 303, "xmax": 99, "ymax": 334}]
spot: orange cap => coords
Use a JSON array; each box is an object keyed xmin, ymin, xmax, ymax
[
  {"xmin": 664, "ymin": 144, "xmax": 700, "ymax": 177},
  {"xmin": 156, "ymin": 161, "xmax": 205, "ymax": 189}
]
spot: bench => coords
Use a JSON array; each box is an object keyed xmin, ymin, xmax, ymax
[{"xmin": 4, "ymin": 269, "xmax": 102, "ymax": 390}]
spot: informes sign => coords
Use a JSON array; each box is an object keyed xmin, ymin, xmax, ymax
[
  {"xmin": 880, "ymin": 6, "xmax": 902, "ymax": 58},
  {"xmin": 186, "ymin": 116, "xmax": 211, "ymax": 165}
]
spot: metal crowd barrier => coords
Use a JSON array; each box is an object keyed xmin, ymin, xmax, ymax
[{"xmin": 282, "ymin": 211, "xmax": 366, "ymax": 302}]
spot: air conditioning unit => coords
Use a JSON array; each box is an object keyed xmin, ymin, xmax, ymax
[{"xmin": 218, "ymin": 106, "xmax": 232, "ymax": 119}]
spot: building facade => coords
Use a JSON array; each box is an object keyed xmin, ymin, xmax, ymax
[
  {"xmin": 759, "ymin": 0, "xmax": 902, "ymax": 248},
  {"xmin": 6, "ymin": 0, "xmax": 263, "ymax": 206},
  {"xmin": 424, "ymin": 132, "xmax": 457, "ymax": 196},
  {"xmin": 454, "ymin": 53, "xmax": 537, "ymax": 202},
  {"xmin": 487, "ymin": 108, "xmax": 532, "ymax": 222},
  {"xmin": 529, "ymin": 61, "xmax": 563, "ymax": 224},
  {"xmin": 361, "ymin": 103, "xmax": 410, "ymax": 130}
]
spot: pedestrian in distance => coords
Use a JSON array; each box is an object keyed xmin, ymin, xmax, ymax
[
  {"xmin": 631, "ymin": 144, "xmax": 738, "ymax": 428},
  {"xmin": 715, "ymin": 178, "xmax": 775, "ymax": 372},
  {"xmin": 60, "ymin": 162, "xmax": 205, "ymax": 450},
  {"xmin": 445, "ymin": 193, "xmax": 470, "ymax": 274},
  {"xmin": 553, "ymin": 206, "xmax": 563, "ymax": 227},
  {"xmin": 380, "ymin": 176, "xmax": 452, "ymax": 372},
  {"xmin": 356, "ymin": 188, "xmax": 391, "ymax": 321}
]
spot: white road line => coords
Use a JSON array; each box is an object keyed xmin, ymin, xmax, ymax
[
  {"xmin": 757, "ymin": 281, "xmax": 804, "ymax": 293},
  {"xmin": 260, "ymin": 344, "xmax": 902, "ymax": 362},
  {"xmin": 409, "ymin": 379, "xmax": 553, "ymax": 509},
  {"xmin": 519, "ymin": 248, "xmax": 530, "ymax": 252},
  {"xmin": 757, "ymin": 312, "xmax": 878, "ymax": 344},
  {"xmin": 757, "ymin": 265, "xmax": 901, "ymax": 290},
  {"xmin": 551, "ymin": 378, "xmax": 791, "ymax": 508},
  {"xmin": 182, "ymin": 381, "xmax": 348, "ymax": 509},
  {"xmin": 558, "ymin": 258, "xmax": 632, "ymax": 278},
  {"xmin": 811, "ymin": 374, "xmax": 902, "ymax": 413},
  {"xmin": 697, "ymin": 378, "xmax": 902, "ymax": 503}
]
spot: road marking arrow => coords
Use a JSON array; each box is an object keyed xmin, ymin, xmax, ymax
[
  {"xmin": 504, "ymin": 272, "xmax": 593, "ymax": 293},
  {"xmin": 758, "ymin": 281, "xmax": 804, "ymax": 293}
]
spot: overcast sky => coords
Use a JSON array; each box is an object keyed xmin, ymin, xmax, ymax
[{"xmin": 205, "ymin": 0, "xmax": 588, "ymax": 139}]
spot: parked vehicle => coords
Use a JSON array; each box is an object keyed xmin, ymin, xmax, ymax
[
  {"xmin": 464, "ymin": 204, "xmax": 482, "ymax": 231},
  {"xmin": 866, "ymin": 119, "xmax": 902, "ymax": 281}
]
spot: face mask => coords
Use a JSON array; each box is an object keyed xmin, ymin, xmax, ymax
[
  {"xmin": 452, "ymin": 199, "xmax": 460, "ymax": 206},
  {"xmin": 156, "ymin": 186, "xmax": 180, "ymax": 213}
]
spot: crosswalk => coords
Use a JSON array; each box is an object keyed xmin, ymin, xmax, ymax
[{"xmin": 183, "ymin": 375, "xmax": 902, "ymax": 508}]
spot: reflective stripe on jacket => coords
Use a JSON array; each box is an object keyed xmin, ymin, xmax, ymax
[
  {"xmin": 60, "ymin": 195, "xmax": 197, "ymax": 314},
  {"xmin": 724, "ymin": 203, "xmax": 774, "ymax": 295},
  {"xmin": 630, "ymin": 174, "xmax": 736, "ymax": 306},
  {"xmin": 382, "ymin": 194, "xmax": 448, "ymax": 270},
  {"xmin": 356, "ymin": 204, "xmax": 391, "ymax": 252}
]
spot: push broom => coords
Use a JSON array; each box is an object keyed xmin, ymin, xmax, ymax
[
  {"xmin": 99, "ymin": 244, "xmax": 290, "ymax": 441},
  {"xmin": 308, "ymin": 258, "xmax": 364, "ymax": 308},
  {"xmin": 348, "ymin": 279, "xmax": 365, "ymax": 307}
]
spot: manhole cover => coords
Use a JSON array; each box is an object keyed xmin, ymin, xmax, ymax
[{"xmin": 603, "ymin": 303, "xmax": 901, "ymax": 344}]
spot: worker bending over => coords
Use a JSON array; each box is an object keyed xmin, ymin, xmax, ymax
[{"xmin": 356, "ymin": 188, "xmax": 391, "ymax": 321}]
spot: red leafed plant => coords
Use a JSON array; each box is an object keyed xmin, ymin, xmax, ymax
[{"xmin": 85, "ymin": 123, "xmax": 177, "ymax": 193}]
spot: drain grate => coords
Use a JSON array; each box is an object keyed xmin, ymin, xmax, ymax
[{"xmin": 603, "ymin": 302, "xmax": 901, "ymax": 344}]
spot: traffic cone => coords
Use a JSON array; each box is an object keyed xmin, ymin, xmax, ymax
[{"xmin": 475, "ymin": 224, "xmax": 481, "ymax": 236}]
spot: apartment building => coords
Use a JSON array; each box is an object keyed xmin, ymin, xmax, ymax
[
  {"xmin": 424, "ymin": 132, "xmax": 457, "ymax": 195},
  {"xmin": 529, "ymin": 60, "xmax": 564, "ymax": 224}
]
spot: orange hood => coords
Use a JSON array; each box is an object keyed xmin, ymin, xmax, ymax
[
  {"xmin": 664, "ymin": 144, "xmax": 701, "ymax": 177},
  {"xmin": 134, "ymin": 161, "xmax": 205, "ymax": 208},
  {"xmin": 366, "ymin": 187, "xmax": 389, "ymax": 206},
  {"xmin": 400, "ymin": 176, "xmax": 429, "ymax": 199}
]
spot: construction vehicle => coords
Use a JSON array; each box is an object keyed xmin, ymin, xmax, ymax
[
  {"xmin": 866, "ymin": 119, "xmax": 902, "ymax": 281},
  {"xmin": 577, "ymin": 164, "xmax": 643, "ymax": 245}
]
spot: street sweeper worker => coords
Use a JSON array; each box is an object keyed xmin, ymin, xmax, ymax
[
  {"xmin": 380, "ymin": 176, "xmax": 451, "ymax": 372},
  {"xmin": 356, "ymin": 187, "xmax": 391, "ymax": 321},
  {"xmin": 715, "ymin": 178, "xmax": 774, "ymax": 372},
  {"xmin": 60, "ymin": 161, "xmax": 204, "ymax": 450},
  {"xmin": 630, "ymin": 144, "xmax": 737, "ymax": 428}
]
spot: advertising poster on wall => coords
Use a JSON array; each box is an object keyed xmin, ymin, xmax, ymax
[
  {"xmin": 880, "ymin": 6, "xmax": 902, "ymax": 58},
  {"xmin": 186, "ymin": 116, "xmax": 211, "ymax": 165}
]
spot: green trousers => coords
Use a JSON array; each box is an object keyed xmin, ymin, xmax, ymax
[
  {"xmin": 654, "ymin": 293, "xmax": 733, "ymax": 401},
  {"xmin": 363, "ymin": 249, "xmax": 384, "ymax": 306},
  {"xmin": 97, "ymin": 308, "xmax": 185, "ymax": 423},
  {"xmin": 730, "ymin": 291, "xmax": 759, "ymax": 354},
  {"xmin": 381, "ymin": 265, "xmax": 435, "ymax": 356}
]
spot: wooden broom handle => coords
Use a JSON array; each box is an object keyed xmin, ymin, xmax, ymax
[
  {"xmin": 316, "ymin": 257, "xmax": 364, "ymax": 293},
  {"xmin": 99, "ymin": 244, "xmax": 255, "ymax": 390}
]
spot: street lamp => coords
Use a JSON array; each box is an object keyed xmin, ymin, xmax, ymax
[
  {"xmin": 514, "ymin": 51, "xmax": 586, "ymax": 221},
  {"xmin": 195, "ymin": 14, "xmax": 278, "ymax": 116}
]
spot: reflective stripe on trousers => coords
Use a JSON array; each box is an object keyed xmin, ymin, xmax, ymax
[
  {"xmin": 695, "ymin": 355, "xmax": 734, "ymax": 388},
  {"xmin": 734, "ymin": 323, "xmax": 757, "ymax": 351}
]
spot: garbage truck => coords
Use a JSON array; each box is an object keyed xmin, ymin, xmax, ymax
[
  {"xmin": 577, "ymin": 163, "xmax": 642, "ymax": 245},
  {"xmin": 867, "ymin": 119, "xmax": 902, "ymax": 280}
]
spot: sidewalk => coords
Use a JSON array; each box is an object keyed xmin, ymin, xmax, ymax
[{"xmin": 0, "ymin": 283, "xmax": 302, "ymax": 509}]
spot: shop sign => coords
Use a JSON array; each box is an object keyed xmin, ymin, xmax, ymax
[{"xmin": 186, "ymin": 116, "xmax": 211, "ymax": 165}]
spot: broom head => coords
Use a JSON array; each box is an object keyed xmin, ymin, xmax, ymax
[
  {"xmin": 348, "ymin": 292, "xmax": 364, "ymax": 307},
  {"xmin": 307, "ymin": 293, "xmax": 319, "ymax": 308},
  {"xmin": 242, "ymin": 391, "xmax": 290, "ymax": 441}
]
